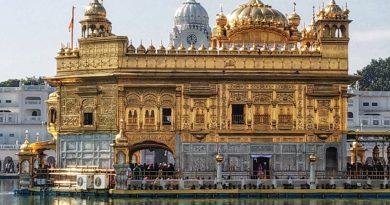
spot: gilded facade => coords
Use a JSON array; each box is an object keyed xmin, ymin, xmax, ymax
[{"xmin": 43, "ymin": 0, "xmax": 355, "ymax": 176}]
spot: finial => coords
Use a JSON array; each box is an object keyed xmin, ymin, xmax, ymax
[
  {"xmin": 345, "ymin": 1, "xmax": 348, "ymax": 9},
  {"xmin": 293, "ymin": 2, "xmax": 296, "ymax": 13},
  {"xmin": 119, "ymin": 118, "xmax": 124, "ymax": 131},
  {"xmin": 160, "ymin": 40, "xmax": 163, "ymax": 46},
  {"xmin": 130, "ymin": 39, "xmax": 133, "ymax": 45},
  {"xmin": 311, "ymin": 6, "xmax": 316, "ymax": 24},
  {"xmin": 220, "ymin": 3, "xmax": 224, "ymax": 13}
]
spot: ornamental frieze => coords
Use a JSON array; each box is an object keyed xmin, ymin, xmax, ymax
[
  {"xmin": 252, "ymin": 92, "xmax": 272, "ymax": 104},
  {"xmin": 276, "ymin": 92, "xmax": 295, "ymax": 104},
  {"xmin": 230, "ymin": 92, "xmax": 248, "ymax": 103},
  {"xmin": 64, "ymin": 99, "xmax": 80, "ymax": 115},
  {"xmin": 276, "ymin": 84, "xmax": 295, "ymax": 91},
  {"xmin": 62, "ymin": 116, "xmax": 79, "ymax": 127},
  {"xmin": 251, "ymin": 84, "xmax": 273, "ymax": 90}
]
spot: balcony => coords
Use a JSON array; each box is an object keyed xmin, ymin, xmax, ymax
[
  {"xmin": 278, "ymin": 115, "xmax": 293, "ymax": 130},
  {"xmin": 25, "ymin": 100, "xmax": 41, "ymax": 105},
  {"xmin": 24, "ymin": 116, "xmax": 42, "ymax": 121},
  {"xmin": 0, "ymin": 144, "xmax": 20, "ymax": 150},
  {"xmin": 232, "ymin": 115, "xmax": 245, "ymax": 125}
]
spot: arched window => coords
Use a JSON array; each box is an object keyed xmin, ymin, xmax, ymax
[
  {"xmin": 50, "ymin": 108, "xmax": 57, "ymax": 124},
  {"xmin": 195, "ymin": 108, "xmax": 205, "ymax": 124},
  {"xmin": 145, "ymin": 110, "xmax": 155, "ymax": 125},
  {"xmin": 128, "ymin": 110, "xmax": 138, "ymax": 125},
  {"xmin": 32, "ymin": 111, "xmax": 38, "ymax": 116},
  {"xmin": 348, "ymin": 112, "xmax": 354, "ymax": 119}
]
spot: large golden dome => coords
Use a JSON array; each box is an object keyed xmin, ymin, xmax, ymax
[{"xmin": 227, "ymin": 0, "xmax": 288, "ymax": 28}]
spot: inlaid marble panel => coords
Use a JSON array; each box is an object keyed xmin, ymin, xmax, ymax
[{"xmin": 59, "ymin": 133, "xmax": 115, "ymax": 169}]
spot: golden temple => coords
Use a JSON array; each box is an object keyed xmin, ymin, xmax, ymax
[{"xmin": 17, "ymin": 0, "xmax": 357, "ymax": 187}]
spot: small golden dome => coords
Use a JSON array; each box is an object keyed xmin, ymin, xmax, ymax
[
  {"xmin": 260, "ymin": 42, "xmax": 269, "ymax": 51},
  {"xmin": 229, "ymin": 44, "xmax": 237, "ymax": 51},
  {"xmin": 288, "ymin": 3, "xmax": 300, "ymax": 28},
  {"xmin": 198, "ymin": 43, "xmax": 207, "ymax": 52},
  {"xmin": 324, "ymin": 0, "xmax": 343, "ymax": 18},
  {"xmin": 84, "ymin": 0, "xmax": 106, "ymax": 19},
  {"xmin": 57, "ymin": 48, "xmax": 65, "ymax": 55},
  {"xmin": 167, "ymin": 43, "xmax": 176, "ymax": 54},
  {"xmin": 147, "ymin": 41, "xmax": 156, "ymax": 54},
  {"xmin": 218, "ymin": 43, "xmax": 227, "ymax": 52},
  {"xmin": 249, "ymin": 43, "xmax": 257, "ymax": 52},
  {"xmin": 188, "ymin": 43, "xmax": 196, "ymax": 52},
  {"xmin": 280, "ymin": 42, "xmax": 288, "ymax": 52},
  {"xmin": 128, "ymin": 41, "xmax": 136, "ymax": 53},
  {"xmin": 215, "ymin": 153, "xmax": 224, "ymax": 162},
  {"xmin": 270, "ymin": 42, "xmax": 277, "ymax": 51},
  {"xmin": 177, "ymin": 42, "xmax": 186, "ymax": 53},
  {"xmin": 137, "ymin": 42, "xmax": 146, "ymax": 54},
  {"xmin": 157, "ymin": 42, "xmax": 166, "ymax": 54},
  {"xmin": 208, "ymin": 45, "xmax": 217, "ymax": 53},
  {"xmin": 239, "ymin": 43, "xmax": 247, "ymax": 52},
  {"xmin": 216, "ymin": 12, "xmax": 228, "ymax": 27},
  {"xmin": 47, "ymin": 92, "xmax": 59, "ymax": 103}
]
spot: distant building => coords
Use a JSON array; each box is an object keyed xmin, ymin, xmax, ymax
[
  {"xmin": 348, "ymin": 89, "xmax": 390, "ymax": 132},
  {"xmin": 0, "ymin": 83, "xmax": 55, "ymax": 171},
  {"xmin": 346, "ymin": 89, "xmax": 390, "ymax": 167}
]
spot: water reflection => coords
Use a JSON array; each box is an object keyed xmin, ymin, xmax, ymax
[{"xmin": 1, "ymin": 179, "xmax": 390, "ymax": 205}]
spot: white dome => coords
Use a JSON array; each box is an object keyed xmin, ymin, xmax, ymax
[{"xmin": 174, "ymin": 0, "xmax": 209, "ymax": 27}]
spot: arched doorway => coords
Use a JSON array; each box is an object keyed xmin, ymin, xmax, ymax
[
  {"xmin": 326, "ymin": 147, "xmax": 338, "ymax": 175},
  {"xmin": 129, "ymin": 141, "xmax": 175, "ymax": 179},
  {"xmin": 3, "ymin": 156, "xmax": 15, "ymax": 173}
]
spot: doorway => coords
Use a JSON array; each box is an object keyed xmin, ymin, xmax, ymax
[
  {"xmin": 252, "ymin": 155, "xmax": 271, "ymax": 179},
  {"xmin": 326, "ymin": 147, "xmax": 338, "ymax": 175}
]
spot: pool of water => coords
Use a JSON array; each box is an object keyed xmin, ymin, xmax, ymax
[{"xmin": 2, "ymin": 179, "xmax": 390, "ymax": 205}]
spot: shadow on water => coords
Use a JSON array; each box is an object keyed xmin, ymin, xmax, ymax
[{"xmin": 1, "ymin": 179, "xmax": 390, "ymax": 205}]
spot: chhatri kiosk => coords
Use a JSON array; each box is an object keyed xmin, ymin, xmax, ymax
[{"xmin": 17, "ymin": 0, "xmax": 355, "ymax": 189}]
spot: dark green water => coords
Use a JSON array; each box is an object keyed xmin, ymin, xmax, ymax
[{"xmin": 2, "ymin": 179, "xmax": 390, "ymax": 205}]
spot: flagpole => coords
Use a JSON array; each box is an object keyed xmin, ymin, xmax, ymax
[{"xmin": 70, "ymin": 6, "xmax": 75, "ymax": 49}]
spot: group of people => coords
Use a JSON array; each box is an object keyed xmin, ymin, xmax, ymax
[
  {"xmin": 127, "ymin": 162, "xmax": 175, "ymax": 180},
  {"xmin": 346, "ymin": 162, "xmax": 387, "ymax": 179},
  {"xmin": 0, "ymin": 159, "xmax": 16, "ymax": 173}
]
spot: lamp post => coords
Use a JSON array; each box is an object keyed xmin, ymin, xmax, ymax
[
  {"xmin": 36, "ymin": 132, "xmax": 40, "ymax": 143},
  {"xmin": 215, "ymin": 151, "xmax": 224, "ymax": 189},
  {"xmin": 24, "ymin": 130, "xmax": 29, "ymax": 143},
  {"xmin": 309, "ymin": 153, "xmax": 317, "ymax": 189}
]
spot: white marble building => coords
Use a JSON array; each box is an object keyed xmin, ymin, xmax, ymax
[
  {"xmin": 0, "ymin": 83, "xmax": 55, "ymax": 171},
  {"xmin": 170, "ymin": 0, "xmax": 211, "ymax": 48}
]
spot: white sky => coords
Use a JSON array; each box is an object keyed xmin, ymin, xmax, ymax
[{"xmin": 0, "ymin": 0, "xmax": 389, "ymax": 82}]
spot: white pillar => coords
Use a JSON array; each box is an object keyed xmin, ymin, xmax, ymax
[
  {"xmin": 309, "ymin": 154, "xmax": 316, "ymax": 189},
  {"xmin": 216, "ymin": 153, "xmax": 224, "ymax": 189},
  {"xmin": 216, "ymin": 161, "xmax": 223, "ymax": 189}
]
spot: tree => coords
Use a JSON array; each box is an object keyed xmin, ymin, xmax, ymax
[
  {"xmin": 356, "ymin": 57, "xmax": 390, "ymax": 91},
  {"xmin": 0, "ymin": 79, "xmax": 20, "ymax": 87},
  {"xmin": 0, "ymin": 76, "xmax": 45, "ymax": 87},
  {"xmin": 21, "ymin": 76, "xmax": 45, "ymax": 85}
]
